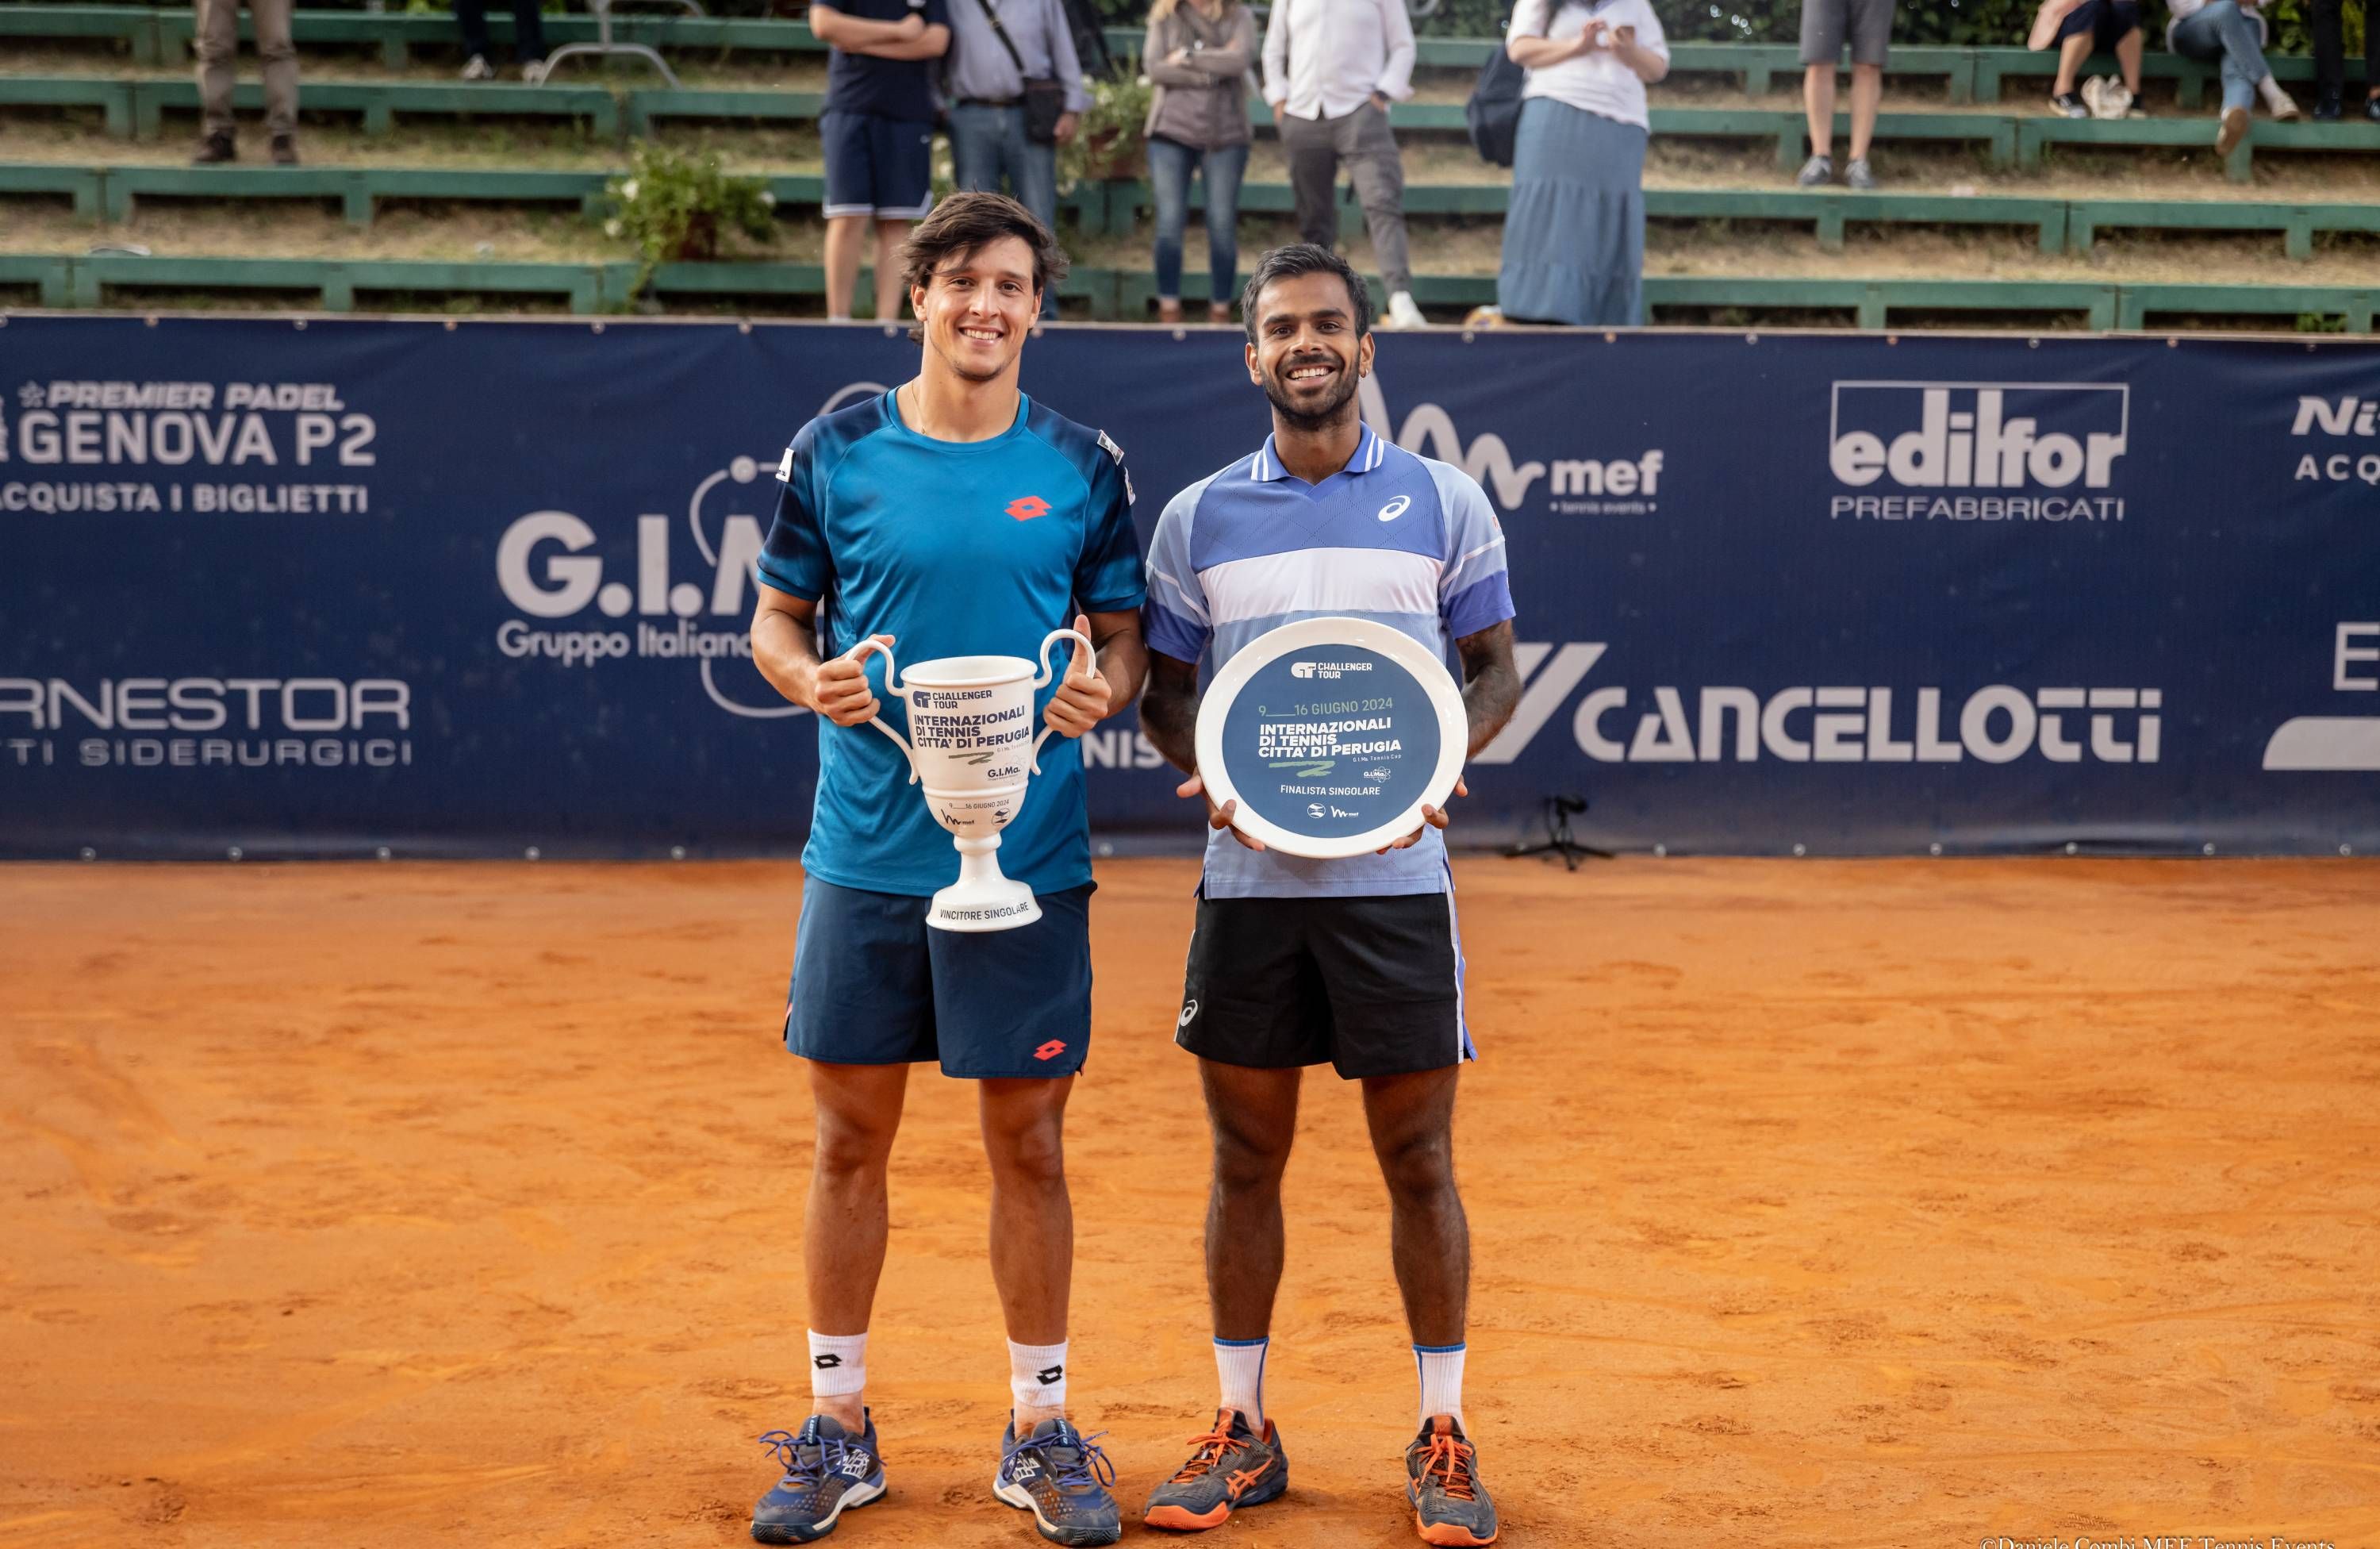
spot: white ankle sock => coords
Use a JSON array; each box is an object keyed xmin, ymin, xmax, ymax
[
  {"xmin": 1415, "ymin": 1343, "xmax": 1466, "ymax": 1427},
  {"xmin": 808, "ymin": 1330, "xmax": 867, "ymax": 1400},
  {"xmin": 1008, "ymin": 1339, "xmax": 1069, "ymax": 1417},
  {"xmin": 1214, "ymin": 1336, "xmax": 1269, "ymax": 1428}
]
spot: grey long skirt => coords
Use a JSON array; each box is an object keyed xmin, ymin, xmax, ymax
[{"xmin": 1498, "ymin": 96, "xmax": 1647, "ymax": 327}]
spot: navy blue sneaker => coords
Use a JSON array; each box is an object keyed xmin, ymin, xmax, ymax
[
  {"xmin": 1143, "ymin": 1407, "xmax": 1288, "ymax": 1531},
  {"xmin": 1406, "ymin": 1415, "xmax": 1497, "ymax": 1546},
  {"xmin": 751, "ymin": 1413, "xmax": 886, "ymax": 1543},
  {"xmin": 992, "ymin": 1416, "xmax": 1122, "ymax": 1546}
]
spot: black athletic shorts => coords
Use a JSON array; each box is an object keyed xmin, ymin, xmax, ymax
[{"xmin": 1174, "ymin": 891, "xmax": 1475, "ymax": 1080}]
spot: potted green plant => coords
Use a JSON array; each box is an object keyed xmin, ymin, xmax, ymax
[
  {"xmin": 598, "ymin": 140, "xmax": 777, "ymax": 295},
  {"xmin": 1058, "ymin": 60, "xmax": 1154, "ymax": 190}
]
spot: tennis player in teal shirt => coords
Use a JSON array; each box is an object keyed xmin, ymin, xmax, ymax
[{"xmin": 744, "ymin": 194, "xmax": 1147, "ymax": 1547}]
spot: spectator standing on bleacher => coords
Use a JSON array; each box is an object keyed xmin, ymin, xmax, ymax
[
  {"xmin": 1498, "ymin": 0, "xmax": 1668, "ymax": 326},
  {"xmin": 1795, "ymin": 0, "xmax": 1887, "ymax": 188},
  {"xmin": 2308, "ymin": 0, "xmax": 2378, "ymax": 118},
  {"xmin": 2168, "ymin": 0, "xmax": 2299, "ymax": 155},
  {"xmin": 1261, "ymin": 0, "xmax": 1428, "ymax": 329},
  {"xmin": 191, "ymin": 0, "xmax": 298, "ymax": 165},
  {"xmin": 457, "ymin": 0, "xmax": 548, "ymax": 82},
  {"xmin": 812, "ymin": 0, "xmax": 953, "ymax": 321},
  {"xmin": 2040, "ymin": 0, "xmax": 2144, "ymax": 120},
  {"xmin": 1144, "ymin": 0, "xmax": 1257, "ymax": 323},
  {"xmin": 946, "ymin": 0, "xmax": 1089, "ymax": 318}
]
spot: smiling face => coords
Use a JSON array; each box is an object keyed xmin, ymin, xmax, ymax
[
  {"xmin": 1245, "ymin": 268, "xmax": 1374, "ymax": 432},
  {"xmin": 911, "ymin": 236, "xmax": 1041, "ymax": 384}
]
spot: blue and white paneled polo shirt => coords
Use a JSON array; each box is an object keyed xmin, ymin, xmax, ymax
[{"xmin": 1142, "ymin": 421, "xmax": 1517, "ymax": 899}]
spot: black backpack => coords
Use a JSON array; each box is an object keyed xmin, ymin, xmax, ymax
[{"xmin": 1464, "ymin": 29, "xmax": 1525, "ymax": 166}]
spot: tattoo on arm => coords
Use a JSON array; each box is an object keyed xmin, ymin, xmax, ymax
[
  {"xmin": 1139, "ymin": 651, "xmax": 1202, "ymax": 773},
  {"xmin": 1456, "ymin": 619, "xmax": 1521, "ymax": 759}
]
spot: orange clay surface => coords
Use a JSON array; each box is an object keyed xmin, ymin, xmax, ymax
[{"xmin": 3, "ymin": 857, "xmax": 2378, "ymax": 1549}]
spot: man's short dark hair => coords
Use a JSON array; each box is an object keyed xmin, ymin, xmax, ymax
[
  {"xmin": 1240, "ymin": 244, "xmax": 1373, "ymax": 344},
  {"xmin": 896, "ymin": 192, "xmax": 1069, "ymax": 340}
]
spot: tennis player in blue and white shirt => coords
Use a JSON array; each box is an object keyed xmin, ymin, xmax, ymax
[{"xmin": 1134, "ymin": 244, "xmax": 1522, "ymax": 1549}]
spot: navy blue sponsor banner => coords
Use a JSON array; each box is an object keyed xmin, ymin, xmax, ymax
[{"xmin": 2, "ymin": 313, "xmax": 2375, "ymax": 859}]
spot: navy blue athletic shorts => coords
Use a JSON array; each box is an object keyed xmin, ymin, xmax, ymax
[
  {"xmin": 820, "ymin": 110, "xmax": 935, "ymax": 221},
  {"xmin": 2056, "ymin": 0, "xmax": 2140, "ymax": 50},
  {"xmin": 783, "ymin": 876, "xmax": 1093, "ymax": 1078}
]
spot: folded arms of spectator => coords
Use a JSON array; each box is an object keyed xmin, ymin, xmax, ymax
[
  {"xmin": 811, "ymin": 2, "xmax": 950, "ymax": 60},
  {"xmin": 1149, "ymin": 10, "xmax": 1255, "ymax": 83}
]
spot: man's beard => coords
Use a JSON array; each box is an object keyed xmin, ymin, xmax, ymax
[{"xmin": 1261, "ymin": 361, "xmax": 1361, "ymax": 431}]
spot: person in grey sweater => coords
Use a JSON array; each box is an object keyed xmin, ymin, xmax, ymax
[{"xmin": 1144, "ymin": 0, "xmax": 1258, "ymax": 322}]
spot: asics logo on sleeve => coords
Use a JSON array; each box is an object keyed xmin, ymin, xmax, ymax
[
  {"xmin": 1178, "ymin": 1000, "xmax": 1199, "ymax": 1027},
  {"xmin": 1376, "ymin": 495, "xmax": 1411, "ymax": 522}
]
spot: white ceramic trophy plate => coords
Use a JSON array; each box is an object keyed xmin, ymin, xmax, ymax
[{"xmin": 1192, "ymin": 615, "xmax": 1468, "ymax": 859}]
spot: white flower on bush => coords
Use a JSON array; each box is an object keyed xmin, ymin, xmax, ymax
[
  {"xmin": 760, "ymin": 190, "xmax": 777, "ymax": 207},
  {"xmin": 605, "ymin": 217, "xmax": 624, "ymax": 239},
  {"xmin": 620, "ymin": 178, "xmax": 640, "ymax": 202}
]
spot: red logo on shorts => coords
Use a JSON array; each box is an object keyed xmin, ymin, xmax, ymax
[
  {"xmin": 1033, "ymin": 1039, "xmax": 1068, "ymax": 1061},
  {"xmin": 1005, "ymin": 495, "xmax": 1051, "ymax": 521}
]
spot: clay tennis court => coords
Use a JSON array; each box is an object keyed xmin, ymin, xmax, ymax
[{"xmin": 4, "ymin": 855, "xmax": 2376, "ymax": 1548}]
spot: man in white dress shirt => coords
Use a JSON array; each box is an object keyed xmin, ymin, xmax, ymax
[{"xmin": 1261, "ymin": 0, "xmax": 1428, "ymax": 329}]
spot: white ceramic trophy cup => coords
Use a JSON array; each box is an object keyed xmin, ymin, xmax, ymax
[{"xmin": 841, "ymin": 626, "xmax": 1093, "ymax": 932}]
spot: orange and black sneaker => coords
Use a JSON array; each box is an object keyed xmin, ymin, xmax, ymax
[
  {"xmin": 1141, "ymin": 1407, "xmax": 1287, "ymax": 1532},
  {"xmin": 1405, "ymin": 1416, "xmax": 1497, "ymax": 1546}
]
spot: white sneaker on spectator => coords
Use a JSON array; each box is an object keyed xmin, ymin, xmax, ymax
[
  {"xmin": 2050, "ymin": 90, "xmax": 2088, "ymax": 117},
  {"xmin": 2215, "ymin": 105, "xmax": 2250, "ymax": 155},
  {"xmin": 2258, "ymin": 76, "xmax": 2300, "ymax": 117},
  {"xmin": 1844, "ymin": 157, "xmax": 1878, "ymax": 190},
  {"xmin": 461, "ymin": 53, "xmax": 496, "ymax": 80},
  {"xmin": 1383, "ymin": 290, "xmax": 1427, "ymax": 329},
  {"xmin": 1795, "ymin": 153, "xmax": 1833, "ymax": 186},
  {"xmin": 522, "ymin": 56, "xmax": 551, "ymax": 83}
]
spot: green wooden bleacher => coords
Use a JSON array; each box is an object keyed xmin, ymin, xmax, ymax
[
  {"xmin": 36, "ymin": 162, "xmax": 1112, "ymax": 229},
  {"xmin": 5, "ymin": 6, "xmax": 2378, "ymax": 330},
  {"xmin": 4, "ymin": 249, "xmax": 2371, "ymax": 330},
  {"xmin": 16, "ymin": 67, "xmax": 2378, "ymax": 182},
  {"xmin": 123, "ymin": 76, "xmax": 623, "ymax": 136},
  {"xmin": 0, "ymin": 162, "xmax": 104, "ymax": 220},
  {"xmin": 17, "ymin": 157, "xmax": 2380, "ymax": 264},
  {"xmin": 17, "ymin": 70, "xmax": 2358, "ymax": 180},
  {"xmin": 0, "ymin": 73, "xmax": 133, "ymax": 136}
]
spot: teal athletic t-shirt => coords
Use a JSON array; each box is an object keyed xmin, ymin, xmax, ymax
[{"xmin": 759, "ymin": 388, "xmax": 1146, "ymax": 897}]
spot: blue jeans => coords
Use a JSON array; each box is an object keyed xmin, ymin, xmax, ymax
[
  {"xmin": 949, "ymin": 102, "xmax": 1060, "ymax": 316},
  {"xmin": 2171, "ymin": 1, "xmax": 2269, "ymax": 113},
  {"xmin": 1147, "ymin": 135, "xmax": 1249, "ymax": 306}
]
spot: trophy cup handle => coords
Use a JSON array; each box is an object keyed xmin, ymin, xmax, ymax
[
  {"xmin": 841, "ymin": 635, "xmax": 919, "ymax": 784},
  {"xmin": 1027, "ymin": 626, "xmax": 1096, "ymax": 775}
]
